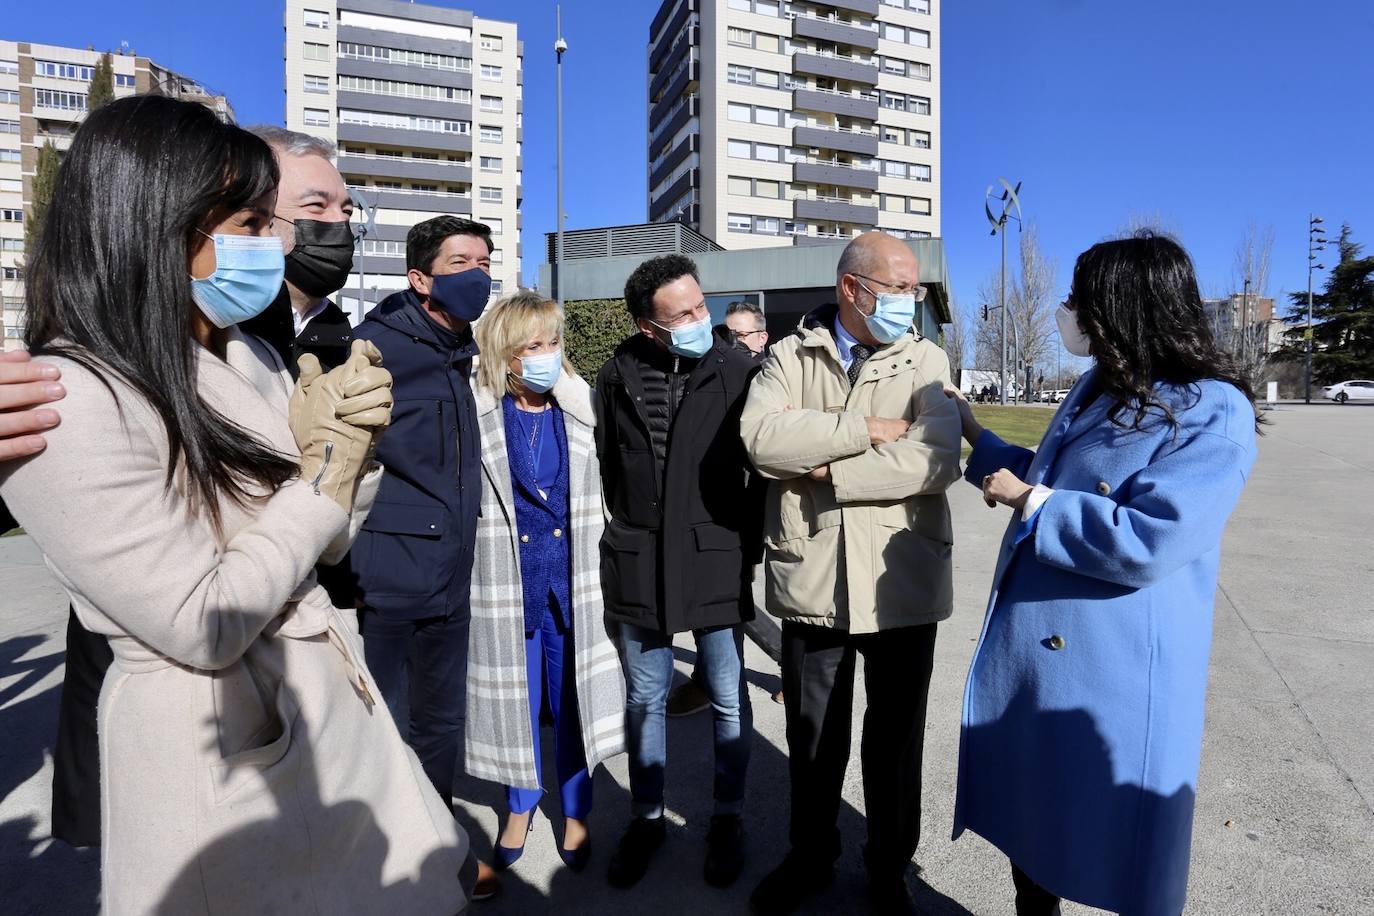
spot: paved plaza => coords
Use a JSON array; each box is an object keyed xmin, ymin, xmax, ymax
[{"xmin": 1, "ymin": 404, "xmax": 1371, "ymax": 915}]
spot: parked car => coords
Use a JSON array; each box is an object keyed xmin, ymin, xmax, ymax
[
  {"xmin": 1321, "ymin": 380, "xmax": 1374, "ymax": 404},
  {"xmin": 1038, "ymin": 389, "xmax": 1070, "ymax": 403}
]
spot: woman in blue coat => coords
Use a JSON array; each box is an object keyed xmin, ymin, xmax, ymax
[{"xmin": 947, "ymin": 234, "xmax": 1260, "ymax": 916}]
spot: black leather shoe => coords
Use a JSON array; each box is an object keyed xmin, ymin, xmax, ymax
[
  {"xmin": 606, "ymin": 817, "xmax": 666, "ymax": 888},
  {"xmin": 703, "ymin": 815, "xmax": 745, "ymax": 887},
  {"xmin": 749, "ymin": 852, "xmax": 835, "ymax": 916}
]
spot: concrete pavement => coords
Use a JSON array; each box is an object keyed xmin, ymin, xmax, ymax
[{"xmin": 1, "ymin": 403, "xmax": 1371, "ymax": 914}]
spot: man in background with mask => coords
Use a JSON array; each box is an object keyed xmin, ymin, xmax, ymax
[
  {"xmin": 241, "ymin": 126, "xmax": 357, "ymax": 374},
  {"xmin": 349, "ymin": 217, "xmax": 491, "ymax": 867},
  {"xmin": 739, "ymin": 232, "xmax": 962, "ymax": 916},
  {"xmin": 593, "ymin": 254, "xmax": 763, "ymax": 891}
]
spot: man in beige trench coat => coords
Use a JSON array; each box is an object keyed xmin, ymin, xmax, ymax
[{"xmin": 741, "ymin": 232, "xmax": 963, "ymax": 916}]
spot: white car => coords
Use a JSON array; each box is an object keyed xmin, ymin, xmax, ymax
[
  {"xmin": 1038, "ymin": 389, "xmax": 1070, "ymax": 403},
  {"xmin": 1321, "ymin": 380, "xmax": 1374, "ymax": 404}
]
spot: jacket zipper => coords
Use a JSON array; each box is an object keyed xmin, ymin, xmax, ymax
[{"xmin": 436, "ymin": 401, "xmax": 445, "ymax": 465}]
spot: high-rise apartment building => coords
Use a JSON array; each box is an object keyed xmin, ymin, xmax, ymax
[
  {"xmin": 0, "ymin": 41, "xmax": 232, "ymax": 350},
  {"xmin": 285, "ymin": 0, "xmax": 522, "ymax": 317},
  {"xmin": 647, "ymin": 0, "xmax": 939, "ymax": 250}
]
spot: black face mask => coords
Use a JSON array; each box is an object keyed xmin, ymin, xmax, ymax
[{"xmin": 282, "ymin": 218, "xmax": 355, "ymax": 298}]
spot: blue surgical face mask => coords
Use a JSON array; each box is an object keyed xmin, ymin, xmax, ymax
[
  {"xmin": 428, "ymin": 266, "xmax": 493, "ymax": 323},
  {"xmin": 515, "ymin": 350, "xmax": 563, "ymax": 393},
  {"xmin": 853, "ymin": 279, "xmax": 916, "ymax": 345},
  {"xmin": 650, "ymin": 315, "xmax": 713, "ymax": 358},
  {"xmin": 189, "ymin": 231, "xmax": 286, "ymax": 329}
]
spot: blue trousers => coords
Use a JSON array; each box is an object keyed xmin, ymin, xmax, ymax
[
  {"xmin": 508, "ymin": 602, "xmax": 592, "ymax": 820},
  {"xmin": 619, "ymin": 623, "xmax": 751, "ymax": 819}
]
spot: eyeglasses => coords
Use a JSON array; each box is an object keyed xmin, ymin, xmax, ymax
[
  {"xmin": 734, "ymin": 329, "xmax": 767, "ymax": 341},
  {"xmin": 852, "ymin": 272, "xmax": 927, "ymax": 303}
]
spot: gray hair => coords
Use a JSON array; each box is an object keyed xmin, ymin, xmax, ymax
[
  {"xmin": 725, "ymin": 300, "xmax": 765, "ymax": 328},
  {"xmin": 246, "ymin": 125, "xmax": 337, "ymax": 161}
]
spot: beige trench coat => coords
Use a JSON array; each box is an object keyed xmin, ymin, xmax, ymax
[
  {"xmin": 739, "ymin": 309, "xmax": 963, "ymax": 634},
  {"xmin": 0, "ymin": 330, "xmax": 468, "ymax": 915}
]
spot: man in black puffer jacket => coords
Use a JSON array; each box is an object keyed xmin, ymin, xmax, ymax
[{"xmin": 594, "ymin": 254, "xmax": 764, "ymax": 892}]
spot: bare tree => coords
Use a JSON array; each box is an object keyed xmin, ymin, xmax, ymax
[
  {"xmin": 967, "ymin": 222, "xmax": 1059, "ymax": 400},
  {"xmin": 972, "ymin": 271, "xmax": 1003, "ymax": 373},
  {"xmin": 1231, "ymin": 222, "xmax": 1276, "ymax": 380},
  {"xmin": 1233, "ymin": 221, "xmax": 1274, "ymax": 297},
  {"xmin": 1117, "ymin": 210, "xmax": 1181, "ymax": 238},
  {"xmin": 939, "ymin": 299, "xmax": 972, "ymax": 390}
]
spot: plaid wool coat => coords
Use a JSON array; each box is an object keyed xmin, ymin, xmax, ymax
[{"xmin": 466, "ymin": 372, "xmax": 627, "ymax": 789}]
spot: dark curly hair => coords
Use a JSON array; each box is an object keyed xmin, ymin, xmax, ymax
[
  {"xmin": 623, "ymin": 253, "xmax": 699, "ymax": 320},
  {"xmin": 1069, "ymin": 232, "xmax": 1260, "ymax": 432}
]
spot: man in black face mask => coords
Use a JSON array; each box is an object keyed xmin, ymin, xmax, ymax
[{"xmin": 241, "ymin": 126, "xmax": 357, "ymax": 375}]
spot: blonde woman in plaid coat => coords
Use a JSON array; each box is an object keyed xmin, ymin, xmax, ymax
[{"xmin": 467, "ymin": 292, "xmax": 627, "ymax": 875}]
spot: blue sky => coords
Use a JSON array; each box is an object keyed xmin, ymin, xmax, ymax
[{"xmin": 8, "ymin": 0, "xmax": 1373, "ymax": 329}]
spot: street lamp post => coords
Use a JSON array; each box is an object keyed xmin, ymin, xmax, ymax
[
  {"xmin": 1305, "ymin": 215, "xmax": 1326, "ymax": 404},
  {"xmin": 984, "ymin": 179, "xmax": 1022, "ymax": 405},
  {"xmin": 1242, "ymin": 277, "xmax": 1251, "ymax": 369},
  {"xmin": 555, "ymin": 7, "xmax": 568, "ymax": 308}
]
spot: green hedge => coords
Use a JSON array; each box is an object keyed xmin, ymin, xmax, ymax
[{"xmin": 564, "ymin": 298, "xmax": 634, "ymax": 379}]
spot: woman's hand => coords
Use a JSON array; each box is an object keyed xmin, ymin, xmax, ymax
[
  {"xmin": 943, "ymin": 387, "xmax": 983, "ymax": 446},
  {"xmin": 981, "ymin": 468, "xmax": 1033, "ymax": 511},
  {"xmin": 0, "ymin": 351, "xmax": 64, "ymax": 460}
]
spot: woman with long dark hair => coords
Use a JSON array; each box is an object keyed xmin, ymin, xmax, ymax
[
  {"xmin": 0, "ymin": 95, "xmax": 468, "ymax": 913},
  {"xmin": 947, "ymin": 233, "xmax": 1259, "ymax": 916}
]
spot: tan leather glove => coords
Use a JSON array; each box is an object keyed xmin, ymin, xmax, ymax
[
  {"xmin": 296, "ymin": 341, "xmax": 393, "ymax": 514},
  {"xmin": 288, "ymin": 340, "xmax": 387, "ymax": 450}
]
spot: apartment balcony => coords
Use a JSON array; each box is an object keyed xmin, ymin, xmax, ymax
[
  {"xmin": 792, "ymin": 159, "xmax": 880, "ymax": 191},
  {"xmin": 346, "ymin": 185, "xmax": 473, "ymax": 216},
  {"xmin": 649, "ymin": 0, "xmax": 695, "ymax": 72},
  {"xmin": 793, "ymin": 124, "xmax": 879, "ymax": 157},
  {"xmin": 649, "ymin": 168, "xmax": 697, "ymax": 221},
  {"xmin": 335, "ymin": 90, "xmax": 472, "ymax": 122},
  {"xmin": 791, "ymin": 51, "xmax": 879, "ymax": 86},
  {"xmin": 650, "ymin": 25, "xmax": 697, "ymax": 101},
  {"xmin": 792, "ymin": 14, "xmax": 880, "ymax": 52},
  {"xmin": 337, "ymin": 122, "xmax": 473, "ymax": 154},
  {"xmin": 649, "ymin": 60, "xmax": 698, "ymax": 125},
  {"xmin": 336, "ymin": 151, "xmax": 472, "ymax": 185},
  {"xmin": 336, "ymin": 54, "xmax": 472, "ymax": 91},
  {"xmin": 795, "ymin": 196, "xmax": 879, "ymax": 226},
  {"xmin": 819, "ymin": 0, "xmax": 880, "ymax": 15},
  {"xmin": 792, "ymin": 87, "xmax": 879, "ymax": 121},
  {"xmin": 792, "ymin": 231, "xmax": 860, "ymax": 248},
  {"xmin": 649, "ymin": 94, "xmax": 697, "ymax": 160},
  {"xmin": 650, "ymin": 134, "xmax": 698, "ymax": 191}
]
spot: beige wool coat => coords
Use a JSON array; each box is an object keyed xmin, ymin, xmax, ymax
[
  {"xmin": 0, "ymin": 330, "xmax": 468, "ymax": 916},
  {"xmin": 739, "ymin": 307, "xmax": 963, "ymax": 634}
]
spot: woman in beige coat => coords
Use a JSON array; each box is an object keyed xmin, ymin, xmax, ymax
[{"xmin": 0, "ymin": 96, "xmax": 468, "ymax": 914}]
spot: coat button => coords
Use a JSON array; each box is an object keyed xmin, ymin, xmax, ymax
[
  {"xmin": 553, "ymin": 528, "xmax": 563, "ymax": 537},
  {"xmin": 429, "ymin": 524, "xmax": 437, "ymax": 530},
  {"xmin": 1048, "ymin": 634, "xmax": 1066, "ymax": 650},
  {"xmin": 1096, "ymin": 481, "xmax": 1111, "ymax": 496},
  {"xmin": 520, "ymin": 534, "xmax": 529, "ymax": 543}
]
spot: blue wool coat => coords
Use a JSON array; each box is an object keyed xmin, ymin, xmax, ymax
[{"xmin": 954, "ymin": 370, "xmax": 1257, "ymax": 916}]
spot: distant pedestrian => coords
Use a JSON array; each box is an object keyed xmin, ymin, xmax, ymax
[{"xmin": 947, "ymin": 232, "xmax": 1260, "ymax": 916}]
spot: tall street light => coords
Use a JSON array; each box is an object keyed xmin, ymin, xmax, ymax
[
  {"xmin": 555, "ymin": 7, "xmax": 568, "ymax": 308},
  {"xmin": 985, "ymin": 179, "xmax": 1022, "ymax": 405},
  {"xmin": 1305, "ymin": 215, "xmax": 1326, "ymax": 404}
]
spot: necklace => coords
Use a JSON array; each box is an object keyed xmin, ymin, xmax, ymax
[{"xmin": 516, "ymin": 406, "xmax": 550, "ymax": 500}]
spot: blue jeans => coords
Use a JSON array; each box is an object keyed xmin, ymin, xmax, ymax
[
  {"xmin": 508, "ymin": 601, "xmax": 592, "ymax": 820},
  {"xmin": 357, "ymin": 607, "xmax": 469, "ymax": 808},
  {"xmin": 618, "ymin": 623, "xmax": 751, "ymax": 819}
]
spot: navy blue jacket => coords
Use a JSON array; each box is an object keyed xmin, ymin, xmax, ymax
[
  {"xmin": 350, "ymin": 289, "xmax": 481, "ymax": 621},
  {"xmin": 503, "ymin": 397, "xmax": 572, "ymax": 635}
]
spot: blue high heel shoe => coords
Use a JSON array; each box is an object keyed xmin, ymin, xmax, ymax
[
  {"xmin": 559, "ymin": 835, "xmax": 592, "ymax": 873},
  {"xmin": 491, "ymin": 813, "xmax": 535, "ymax": 872}
]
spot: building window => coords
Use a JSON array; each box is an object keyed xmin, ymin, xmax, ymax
[
  {"xmin": 756, "ymin": 216, "xmax": 780, "ymax": 234},
  {"xmin": 727, "ymin": 0, "xmax": 751, "ymax": 9},
  {"xmin": 35, "ymin": 90, "xmax": 88, "ymax": 111},
  {"xmin": 911, "ymin": 62, "xmax": 932, "ymax": 81},
  {"xmin": 909, "ymin": 197, "xmax": 932, "ymax": 214},
  {"xmin": 783, "ymin": 73, "xmax": 806, "ymax": 90},
  {"xmin": 882, "ymin": 127, "xmax": 902, "ymax": 144},
  {"xmin": 480, "ymin": 64, "xmax": 503, "ymax": 82},
  {"xmin": 338, "ymin": 41, "xmax": 470, "ymax": 71},
  {"xmin": 727, "ymin": 177, "xmax": 752, "ymax": 196},
  {"xmin": 485, "ymin": 218, "xmax": 503, "ymax": 233},
  {"xmin": 34, "ymin": 60, "xmax": 93, "ymax": 80},
  {"xmin": 911, "ymin": 163, "xmax": 932, "ymax": 181},
  {"xmin": 727, "ymin": 64, "xmax": 753, "ymax": 86},
  {"xmin": 911, "ymin": 130, "xmax": 931, "ymax": 149},
  {"xmin": 756, "ymin": 33, "xmax": 781, "ymax": 53},
  {"xmin": 303, "ymin": 8, "xmax": 330, "ymax": 29},
  {"xmin": 2, "ymin": 266, "xmax": 22, "ymax": 280},
  {"xmin": 1, "ymin": 209, "xmax": 22, "ymax": 222},
  {"xmin": 754, "ymin": 70, "xmax": 780, "ymax": 89},
  {"xmin": 479, "ymin": 187, "xmax": 503, "ymax": 203},
  {"xmin": 491, "ymin": 249, "xmax": 504, "ymax": 264},
  {"xmin": 907, "ymin": 29, "xmax": 931, "ymax": 48},
  {"xmin": 490, "ymin": 279, "xmax": 504, "ymax": 294},
  {"xmin": 755, "ymin": 144, "xmax": 780, "ymax": 162},
  {"xmin": 115, "ymin": 74, "xmax": 135, "ymax": 87},
  {"xmin": 727, "ymin": 27, "xmax": 752, "ymax": 46},
  {"xmin": 727, "ymin": 103, "xmax": 751, "ymax": 123},
  {"xmin": 480, "ymin": 95, "xmax": 503, "ymax": 113},
  {"xmin": 883, "ymin": 24, "xmax": 906, "ymax": 43},
  {"xmin": 0, "ymin": 89, "xmax": 18, "ymax": 104},
  {"xmin": 480, "ymin": 125, "xmax": 503, "ymax": 143},
  {"xmin": 911, "ymin": 96, "xmax": 931, "ymax": 115},
  {"xmin": 304, "ymin": 74, "xmax": 329, "ymax": 94},
  {"xmin": 727, "ymin": 140, "xmax": 751, "ymax": 159},
  {"xmin": 362, "ymin": 239, "xmax": 405, "ymax": 257},
  {"xmin": 0, "ymin": 239, "xmax": 24, "ymax": 252},
  {"xmin": 755, "ymin": 106, "xmax": 780, "ymax": 126},
  {"xmin": 0, "ymin": 150, "xmax": 19, "ymax": 162},
  {"xmin": 304, "ymin": 42, "xmax": 329, "ymax": 61},
  {"xmin": 882, "ymin": 58, "xmax": 906, "ymax": 77},
  {"xmin": 480, "ymin": 156, "xmax": 502, "ymax": 172},
  {"xmin": 303, "ymin": 107, "xmax": 330, "ymax": 126},
  {"xmin": 338, "ymin": 75, "xmax": 470, "ymax": 103},
  {"xmin": 882, "ymin": 93, "xmax": 905, "ymax": 112},
  {"xmin": 728, "ymin": 213, "xmax": 752, "ymax": 233},
  {"xmin": 883, "ymin": 160, "xmax": 907, "ymax": 179},
  {"xmin": 480, "ymin": 34, "xmax": 503, "ymax": 52},
  {"xmin": 341, "ymin": 109, "xmax": 470, "ymax": 133},
  {"xmin": 0, "ymin": 60, "xmax": 17, "ymax": 75},
  {"xmin": 755, "ymin": 179, "xmax": 781, "ymax": 199},
  {"xmin": 0, "ymin": 123, "xmax": 18, "ymax": 136}
]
